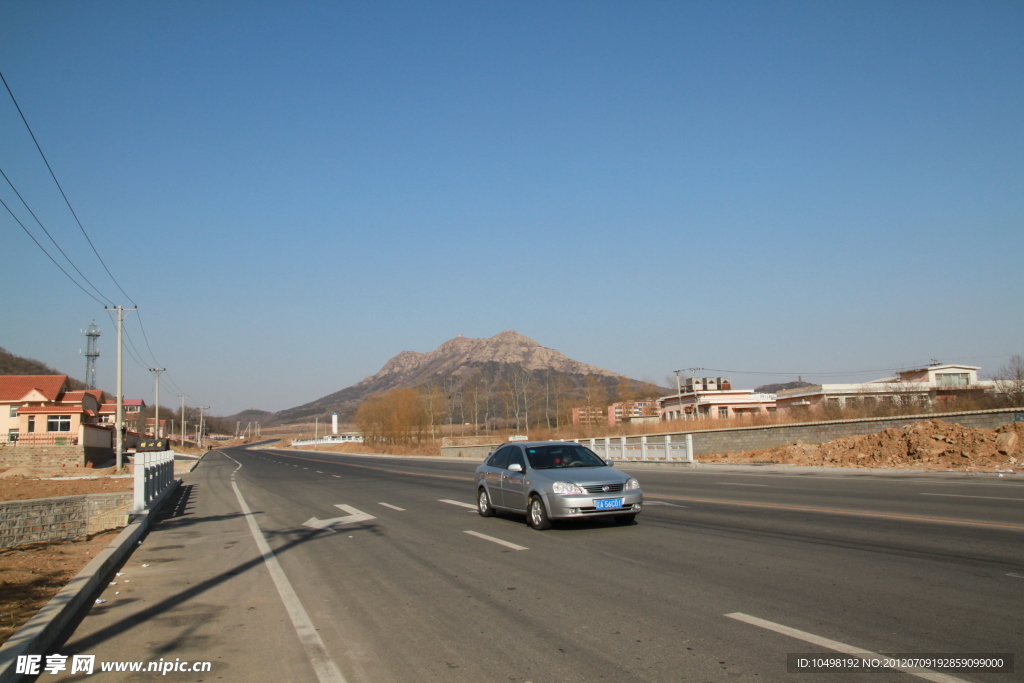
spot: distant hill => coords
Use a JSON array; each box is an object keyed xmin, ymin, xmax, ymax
[
  {"xmin": 272, "ymin": 331, "xmax": 664, "ymax": 425},
  {"xmin": 223, "ymin": 408, "xmax": 275, "ymax": 425},
  {"xmin": 754, "ymin": 380, "xmax": 815, "ymax": 394},
  {"xmin": 0, "ymin": 346, "xmax": 88, "ymax": 390}
]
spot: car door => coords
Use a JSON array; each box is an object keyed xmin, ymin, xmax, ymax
[
  {"xmin": 485, "ymin": 446, "xmax": 511, "ymax": 507},
  {"xmin": 501, "ymin": 447, "xmax": 528, "ymax": 511}
]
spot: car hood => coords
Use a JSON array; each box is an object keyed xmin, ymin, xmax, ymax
[{"xmin": 529, "ymin": 467, "xmax": 629, "ymax": 485}]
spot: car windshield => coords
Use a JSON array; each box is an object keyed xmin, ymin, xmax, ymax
[{"xmin": 525, "ymin": 445, "xmax": 606, "ymax": 469}]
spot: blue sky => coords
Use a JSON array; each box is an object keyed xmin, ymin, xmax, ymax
[{"xmin": 1, "ymin": 2, "xmax": 1021, "ymax": 415}]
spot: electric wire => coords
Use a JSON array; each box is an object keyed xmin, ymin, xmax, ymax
[
  {"xmin": 1, "ymin": 69, "xmax": 137, "ymax": 306},
  {"xmin": 1, "ymin": 194, "xmax": 107, "ymax": 306},
  {"xmin": 0, "ymin": 166, "xmax": 115, "ymax": 306},
  {"xmin": 1, "ymin": 70, "xmax": 195, "ymax": 401},
  {"xmin": 104, "ymin": 309, "xmax": 148, "ymax": 371}
]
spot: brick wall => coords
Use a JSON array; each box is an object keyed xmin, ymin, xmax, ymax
[
  {"xmin": 0, "ymin": 444, "xmax": 114, "ymax": 468},
  {"xmin": 0, "ymin": 492, "xmax": 133, "ymax": 548}
]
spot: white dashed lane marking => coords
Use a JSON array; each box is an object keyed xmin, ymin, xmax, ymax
[
  {"xmin": 378, "ymin": 502, "xmax": 406, "ymax": 511},
  {"xmin": 436, "ymin": 499, "xmax": 475, "ymax": 509},
  {"xmin": 463, "ymin": 530, "xmax": 528, "ymax": 551}
]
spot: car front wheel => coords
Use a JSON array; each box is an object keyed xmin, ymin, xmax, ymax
[
  {"xmin": 478, "ymin": 488, "xmax": 495, "ymax": 517},
  {"xmin": 528, "ymin": 495, "xmax": 552, "ymax": 530}
]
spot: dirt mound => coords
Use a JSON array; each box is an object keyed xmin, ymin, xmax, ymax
[
  {"xmin": 0, "ymin": 465, "xmax": 122, "ymax": 479},
  {"xmin": 712, "ymin": 420, "xmax": 1024, "ymax": 471},
  {"xmin": 0, "ymin": 475, "xmax": 133, "ymax": 501}
]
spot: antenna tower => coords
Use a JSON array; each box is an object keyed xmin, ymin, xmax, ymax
[{"xmin": 82, "ymin": 322, "xmax": 101, "ymax": 390}]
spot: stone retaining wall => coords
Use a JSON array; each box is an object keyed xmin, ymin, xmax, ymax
[
  {"xmin": 0, "ymin": 444, "xmax": 114, "ymax": 469},
  {"xmin": 0, "ymin": 492, "xmax": 133, "ymax": 548}
]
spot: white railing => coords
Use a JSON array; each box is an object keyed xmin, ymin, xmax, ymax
[
  {"xmin": 580, "ymin": 434, "xmax": 694, "ymax": 463},
  {"xmin": 133, "ymin": 450, "xmax": 176, "ymax": 512},
  {"xmin": 291, "ymin": 435, "xmax": 364, "ymax": 446}
]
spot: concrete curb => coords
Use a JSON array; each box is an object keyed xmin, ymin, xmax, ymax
[{"xmin": 0, "ymin": 480, "xmax": 181, "ymax": 683}]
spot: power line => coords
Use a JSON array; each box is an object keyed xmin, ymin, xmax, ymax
[
  {"xmin": 105, "ymin": 309, "xmax": 147, "ymax": 370},
  {"xmin": 0, "ymin": 194, "xmax": 106, "ymax": 305},
  {"xmin": 134, "ymin": 309, "xmax": 162, "ymax": 367},
  {"xmin": 1, "ymin": 70, "xmax": 193, "ymax": 401},
  {"xmin": 0, "ymin": 166, "xmax": 115, "ymax": 305},
  {"xmin": 0, "ymin": 69, "xmax": 136, "ymax": 306}
]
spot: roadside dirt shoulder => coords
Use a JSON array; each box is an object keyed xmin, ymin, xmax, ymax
[{"xmin": 706, "ymin": 419, "xmax": 1023, "ymax": 471}]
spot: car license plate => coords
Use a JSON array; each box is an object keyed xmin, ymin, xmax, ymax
[{"xmin": 595, "ymin": 498, "xmax": 623, "ymax": 510}]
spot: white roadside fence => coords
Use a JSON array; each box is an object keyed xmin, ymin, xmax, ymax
[
  {"xmin": 580, "ymin": 434, "xmax": 694, "ymax": 463},
  {"xmin": 133, "ymin": 450, "xmax": 176, "ymax": 513}
]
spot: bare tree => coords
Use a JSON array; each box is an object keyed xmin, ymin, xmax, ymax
[{"xmin": 993, "ymin": 354, "xmax": 1024, "ymax": 406}]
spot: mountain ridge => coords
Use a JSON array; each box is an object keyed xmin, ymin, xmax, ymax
[{"xmin": 270, "ymin": 331, "xmax": 634, "ymax": 425}]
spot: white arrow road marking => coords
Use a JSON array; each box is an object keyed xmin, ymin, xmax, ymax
[
  {"xmin": 303, "ymin": 504, "xmax": 376, "ymax": 530},
  {"xmin": 440, "ymin": 499, "xmax": 477, "ymax": 509},
  {"xmin": 463, "ymin": 530, "xmax": 528, "ymax": 550},
  {"xmin": 378, "ymin": 502, "xmax": 405, "ymax": 511}
]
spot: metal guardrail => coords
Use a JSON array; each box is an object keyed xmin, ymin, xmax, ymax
[
  {"xmin": 133, "ymin": 450, "xmax": 176, "ymax": 513},
  {"xmin": 580, "ymin": 434, "xmax": 694, "ymax": 462}
]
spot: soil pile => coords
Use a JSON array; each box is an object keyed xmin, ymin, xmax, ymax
[
  {"xmin": 713, "ymin": 420, "xmax": 1024, "ymax": 471},
  {"xmin": 0, "ymin": 530, "xmax": 119, "ymax": 645},
  {"xmin": 0, "ymin": 474, "xmax": 132, "ymax": 502}
]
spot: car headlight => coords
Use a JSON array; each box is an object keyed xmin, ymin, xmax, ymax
[
  {"xmin": 625, "ymin": 478, "xmax": 640, "ymax": 490},
  {"xmin": 552, "ymin": 481, "xmax": 584, "ymax": 495}
]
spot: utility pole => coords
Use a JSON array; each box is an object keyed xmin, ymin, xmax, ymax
[
  {"xmin": 198, "ymin": 406, "xmax": 210, "ymax": 449},
  {"xmin": 673, "ymin": 369, "xmax": 685, "ymax": 422},
  {"xmin": 105, "ymin": 306, "xmax": 136, "ymax": 469},
  {"xmin": 179, "ymin": 395, "xmax": 189, "ymax": 447},
  {"xmin": 688, "ymin": 367, "xmax": 704, "ymax": 420},
  {"xmin": 149, "ymin": 368, "xmax": 165, "ymax": 437}
]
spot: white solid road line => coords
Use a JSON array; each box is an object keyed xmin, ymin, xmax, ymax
[
  {"xmin": 439, "ymin": 498, "xmax": 477, "ymax": 509},
  {"xmin": 221, "ymin": 453, "xmax": 347, "ymax": 683},
  {"xmin": 378, "ymin": 502, "xmax": 406, "ymax": 511},
  {"xmin": 463, "ymin": 530, "xmax": 528, "ymax": 550},
  {"xmin": 921, "ymin": 493, "xmax": 1024, "ymax": 502},
  {"xmin": 725, "ymin": 613, "xmax": 969, "ymax": 683},
  {"xmin": 718, "ymin": 482, "xmax": 768, "ymax": 487},
  {"xmin": 646, "ymin": 501, "xmax": 687, "ymax": 507}
]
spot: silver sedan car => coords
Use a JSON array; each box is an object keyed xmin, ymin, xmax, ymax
[{"xmin": 475, "ymin": 441, "xmax": 642, "ymax": 529}]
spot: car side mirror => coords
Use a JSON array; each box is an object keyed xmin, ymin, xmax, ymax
[
  {"xmin": 507, "ymin": 463, "xmax": 523, "ymax": 473},
  {"xmin": 606, "ymin": 460, "xmax": 615, "ymax": 467}
]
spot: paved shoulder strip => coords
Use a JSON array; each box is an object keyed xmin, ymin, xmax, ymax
[
  {"xmin": 725, "ymin": 613, "xmax": 969, "ymax": 683},
  {"xmin": 463, "ymin": 530, "xmax": 528, "ymax": 551}
]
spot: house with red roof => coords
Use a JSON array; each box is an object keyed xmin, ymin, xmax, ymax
[{"xmin": 0, "ymin": 375, "xmax": 116, "ymax": 445}]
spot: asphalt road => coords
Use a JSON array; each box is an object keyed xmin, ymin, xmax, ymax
[{"xmin": 48, "ymin": 446, "xmax": 1023, "ymax": 683}]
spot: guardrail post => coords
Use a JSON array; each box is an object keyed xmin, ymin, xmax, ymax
[
  {"xmin": 602, "ymin": 437, "xmax": 610, "ymax": 460},
  {"xmin": 619, "ymin": 436, "xmax": 627, "ymax": 460},
  {"xmin": 685, "ymin": 433, "xmax": 694, "ymax": 463},
  {"xmin": 133, "ymin": 451, "xmax": 145, "ymax": 511},
  {"xmin": 640, "ymin": 435, "xmax": 647, "ymax": 461},
  {"xmin": 664, "ymin": 435, "xmax": 672, "ymax": 461}
]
